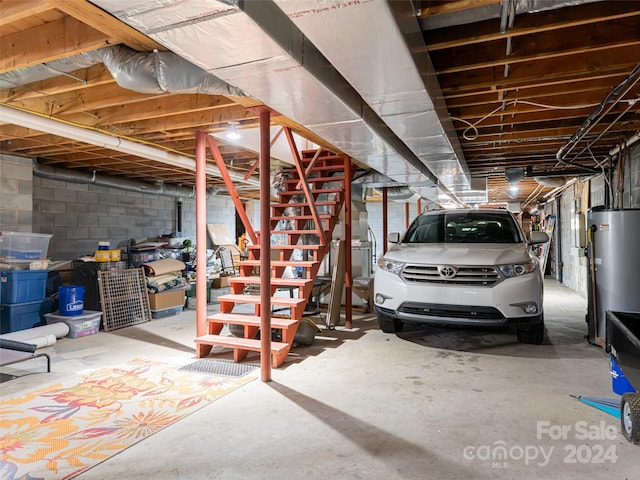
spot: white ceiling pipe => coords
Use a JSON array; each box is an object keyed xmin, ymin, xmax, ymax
[
  {"xmin": 0, "ymin": 104, "xmax": 259, "ymax": 186},
  {"xmin": 608, "ymin": 131, "xmax": 640, "ymax": 157}
]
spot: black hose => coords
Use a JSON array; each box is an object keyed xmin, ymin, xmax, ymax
[{"xmin": 0, "ymin": 338, "xmax": 37, "ymax": 353}]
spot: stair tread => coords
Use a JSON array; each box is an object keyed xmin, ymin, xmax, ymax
[
  {"xmin": 271, "ymin": 214, "xmax": 332, "ymax": 220},
  {"xmin": 283, "ymin": 176, "xmax": 345, "ymax": 184},
  {"xmin": 218, "ymin": 294, "xmax": 307, "ymax": 306},
  {"xmin": 195, "ymin": 334, "xmax": 289, "ymax": 352},
  {"xmin": 278, "ymin": 187, "xmax": 343, "ymax": 195},
  {"xmin": 239, "ymin": 259, "xmax": 318, "ymax": 267},
  {"xmin": 247, "ymin": 244, "xmax": 323, "ymax": 250},
  {"xmin": 228, "ymin": 276, "xmax": 313, "ymax": 287},
  {"xmin": 262, "ymin": 230, "xmax": 329, "ymax": 236},
  {"xmin": 208, "ymin": 313, "xmax": 298, "ymax": 328},
  {"xmin": 272, "ymin": 201, "xmax": 339, "ymax": 208}
]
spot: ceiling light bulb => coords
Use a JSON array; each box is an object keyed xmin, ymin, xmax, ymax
[{"xmin": 225, "ymin": 121, "xmax": 241, "ymax": 140}]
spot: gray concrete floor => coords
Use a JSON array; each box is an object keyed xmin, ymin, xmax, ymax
[{"xmin": 2, "ymin": 279, "xmax": 638, "ymax": 479}]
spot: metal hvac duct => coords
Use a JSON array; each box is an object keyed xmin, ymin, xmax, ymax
[
  {"xmin": 91, "ymin": 0, "xmax": 463, "ymax": 206},
  {"xmin": 273, "ymin": 0, "xmax": 470, "ymax": 192},
  {"xmin": 0, "ymin": 45, "xmax": 244, "ymax": 96},
  {"xmin": 33, "ymin": 160, "xmax": 200, "ymax": 198}
]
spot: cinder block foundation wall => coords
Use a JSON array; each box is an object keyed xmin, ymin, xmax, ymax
[
  {"xmin": 32, "ymin": 176, "xmax": 241, "ymax": 260},
  {"xmin": 0, "ymin": 154, "xmax": 34, "ymax": 232},
  {"xmin": 366, "ymin": 201, "xmax": 409, "ymax": 267}
]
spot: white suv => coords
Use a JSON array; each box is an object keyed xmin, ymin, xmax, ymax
[{"xmin": 373, "ymin": 208, "xmax": 549, "ymax": 344}]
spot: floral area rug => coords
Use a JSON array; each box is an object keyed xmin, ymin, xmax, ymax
[{"xmin": 0, "ymin": 358, "xmax": 257, "ymax": 480}]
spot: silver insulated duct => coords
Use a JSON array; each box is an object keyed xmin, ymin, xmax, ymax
[
  {"xmin": 0, "ymin": 45, "xmax": 245, "ymax": 96},
  {"xmin": 90, "ymin": 0, "xmax": 464, "ymax": 205},
  {"xmin": 273, "ymin": 0, "xmax": 470, "ymax": 192}
]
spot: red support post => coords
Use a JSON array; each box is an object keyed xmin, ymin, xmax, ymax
[
  {"xmin": 382, "ymin": 187, "xmax": 388, "ymax": 254},
  {"xmin": 405, "ymin": 202, "xmax": 410, "ymax": 228},
  {"xmin": 344, "ymin": 156, "xmax": 352, "ymax": 329},
  {"xmin": 195, "ymin": 131, "xmax": 210, "ymax": 354},
  {"xmin": 259, "ymin": 108, "xmax": 272, "ymax": 382},
  {"xmin": 417, "ymin": 198, "xmax": 422, "ymax": 216}
]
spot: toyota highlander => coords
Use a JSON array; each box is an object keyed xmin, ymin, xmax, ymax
[{"xmin": 373, "ymin": 208, "xmax": 549, "ymax": 344}]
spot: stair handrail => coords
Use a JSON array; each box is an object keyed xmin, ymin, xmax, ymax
[
  {"xmin": 284, "ymin": 127, "xmax": 326, "ymax": 247},
  {"xmin": 206, "ymin": 135, "xmax": 257, "ymax": 244}
]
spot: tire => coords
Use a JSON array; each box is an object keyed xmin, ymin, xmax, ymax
[
  {"xmin": 516, "ymin": 315, "xmax": 545, "ymax": 344},
  {"xmin": 621, "ymin": 392, "xmax": 640, "ymax": 444},
  {"xmin": 377, "ymin": 312, "xmax": 403, "ymax": 333}
]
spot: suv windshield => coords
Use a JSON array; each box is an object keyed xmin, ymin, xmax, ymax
[{"xmin": 403, "ymin": 211, "xmax": 522, "ymax": 244}]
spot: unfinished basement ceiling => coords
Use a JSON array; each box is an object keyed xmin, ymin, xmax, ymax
[{"xmin": 0, "ymin": 0, "xmax": 639, "ymax": 208}]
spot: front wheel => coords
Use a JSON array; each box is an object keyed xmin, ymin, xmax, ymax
[
  {"xmin": 377, "ymin": 312, "xmax": 403, "ymax": 333},
  {"xmin": 621, "ymin": 392, "xmax": 640, "ymax": 444},
  {"xmin": 516, "ymin": 315, "xmax": 545, "ymax": 344}
]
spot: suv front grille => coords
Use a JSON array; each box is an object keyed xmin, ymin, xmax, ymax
[
  {"xmin": 401, "ymin": 264, "xmax": 501, "ymax": 286},
  {"xmin": 399, "ymin": 303, "xmax": 504, "ymax": 320}
]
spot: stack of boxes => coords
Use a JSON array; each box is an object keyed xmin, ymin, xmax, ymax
[{"xmin": 0, "ymin": 231, "xmax": 52, "ymax": 334}]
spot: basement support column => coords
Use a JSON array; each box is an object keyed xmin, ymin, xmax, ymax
[
  {"xmin": 405, "ymin": 203, "xmax": 410, "ymax": 229},
  {"xmin": 344, "ymin": 157, "xmax": 352, "ymax": 329},
  {"xmin": 195, "ymin": 131, "xmax": 211, "ymax": 355},
  {"xmin": 259, "ymin": 108, "xmax": 272, "ymax": 382},
  {"xmin": 382, "ymin": 187, "xmax": 388, "ymax": 254},
  {"xmin": 417, "ymin": 198, "xmax": 422, "ymax": 216}
]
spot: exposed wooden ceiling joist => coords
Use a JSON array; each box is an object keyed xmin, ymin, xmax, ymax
[{"xmin": 1, "ymin": 0, "xmax": 638, "ymax": 205}]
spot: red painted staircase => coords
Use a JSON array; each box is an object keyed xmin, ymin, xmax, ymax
[{"xmin": 195, "ymin": 148, "xmax": 349, "ymax": 367}]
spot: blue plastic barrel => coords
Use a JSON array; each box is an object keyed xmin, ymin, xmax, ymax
[{"xmin": 58, "ymin": 285, "xmax": 85, "ymax": 316}]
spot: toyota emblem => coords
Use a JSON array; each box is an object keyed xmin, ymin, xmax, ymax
[{"xmin": 438, "ymin": 265, "xmax": 457, "ymax": 278}]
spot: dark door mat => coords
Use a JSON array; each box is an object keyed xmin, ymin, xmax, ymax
[{"xmin": 179, "ymin": 359, "xmax": 258, "ymax": 377}]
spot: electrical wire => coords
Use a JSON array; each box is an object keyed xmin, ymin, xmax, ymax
[{"xmin": 450, "ymin": 99, "xmax": 600, "ymax": 141}]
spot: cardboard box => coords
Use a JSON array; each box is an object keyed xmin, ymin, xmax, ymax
[
  {"xmin": 148, "ymin": 288, "xmax": 185, "ymax": 311},
  {"xmin": 212, "ymin": 275, "xmax": 233, "ymax": 288}
]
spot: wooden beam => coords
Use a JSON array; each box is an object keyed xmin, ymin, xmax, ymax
[
  {"xmin": 431, "ymin": 18, "xmax": 640, "ymax": 75},
  {"xmin": 116, "ymin": 104, "xmax": 258, "ymax": 133},
  {"xmin": 46, "ymin": 0, "xmax": 164, "ymax": 51},
  {"xmin": 0, "ymin": 64, "xmax": 115, "ymax": 103},
  {"xmin": 438, "ymin": 47, "xmax": 639, "ymax": 96},
  {"xmin": 0, "ymin": 16, "xmax": 113, "ymax": 73},
  {"xmin": 418, "ymin": 0, "xmax": 502, "ymax": 18},
  {"xmin": 425, "ymin": 1, "xmax": 640, "ymax": 51},
  {"xmin": 0, "ymin": 0, "xmax": 53, "ymax": 26}
]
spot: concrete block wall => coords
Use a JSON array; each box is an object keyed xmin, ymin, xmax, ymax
[
  {"xmin": 32, "ymin": 176, "xmax": 239, "ymax": 260},
  {"xmin": 366, "ymin": 200, "xmax": 410, "ymax": 269},
  {"xmin": 622, "ymin": 143, "xmax": 640, "ymax": 208},
  {"xmin": 559, "ymin": 186, "xmax": 588, "ymax": 297},
  {"xmin": 0, "ymin": 154, "xmax": 33, "ymax": 232}
]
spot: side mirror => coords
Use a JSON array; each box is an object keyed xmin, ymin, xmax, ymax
[
  {"xmin": 387, "ymin": 232, "xmax": 401, "ymax": 244},
  {"xmin": 529, "ymin": 231, "xmax": 549, "ymax": 245}
]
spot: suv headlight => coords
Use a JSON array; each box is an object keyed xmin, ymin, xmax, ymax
[
  {"xmin": 498, "ymin": 260, "xmax": 538, "ymax": 278},
  {"xmin": 378, "ymin": 256, "xmax": 405, "ymax": 275}
]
